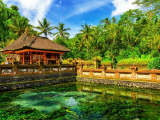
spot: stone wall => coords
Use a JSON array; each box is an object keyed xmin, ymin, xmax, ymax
[
  {"xmin": 0, "ymin": 72, "xmax": 77, "ymax": 91},
  {"xmin": 77, "ymin": 77, "xmax": 160, "ymax": 89}
]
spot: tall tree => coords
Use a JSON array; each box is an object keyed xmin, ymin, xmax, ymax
[
  {"xmin": 100, "ymin": 17, "xmax": 111, "ymax": 28},
  {"xmin": 112, "ymin": 17, "xmax": 117, "ymax": 23},
  {"xmin": 53, "ymin": 22, "xmax": 71, "ymax": 39},
  {"xmin": 10, "ymin": 5, "xmax": 19, "ymax": 11},
  {"xmin": 132, "ymin": 0, "xmax": 160, "ymax": 22},
  {"xmin": 0, "ymin": 0, "xmax": 21, "ymax": 47},
  {"xmin": 8, "ymin": 17, "xmax": 30, "ymax": 37},
  {"xmin": 79, "ymin": 23, "xmax": 94, "ymax": 60},
  {"xmin": 35, "ymin": 18, "xmax": 54, "ymax": 38}
]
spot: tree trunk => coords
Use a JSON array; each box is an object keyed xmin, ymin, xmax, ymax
[
  {"xmin": 87, "ymin": 45, "xmax": 88, "ymax": 60},
  {"xmin": 132, "ymin": 47, "xmax": 135, "ymax": 59},
  {"xmin": 87, "ymin": 39, "xmax": 89, "ymax": 60},
  {"xmin": 112, "ymin": 56, "xmax": 114, "ymax": 69}
]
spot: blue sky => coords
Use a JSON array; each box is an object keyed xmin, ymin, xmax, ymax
[{"xmin": 3, "ymin": 0, "xmax": 140, "ymax": 39}]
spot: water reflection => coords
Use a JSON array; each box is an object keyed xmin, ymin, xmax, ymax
[
  {"xmin": 77, "ymin": 83, "xmax": 160, "ymax": 104},
  {"xmin": 10, "ymin": 82, "xmax": 160, "ymax": 119}
]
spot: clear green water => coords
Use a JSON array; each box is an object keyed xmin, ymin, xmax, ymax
[{"xmin": 0, "ymin": 82, "xmax": 160, "ymax": 120}]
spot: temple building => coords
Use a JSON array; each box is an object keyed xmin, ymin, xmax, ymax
[{"xmin": 0, "ymin": 28, "xmax": 70, "ymax": 64}]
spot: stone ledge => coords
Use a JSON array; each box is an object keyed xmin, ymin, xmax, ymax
[{"xmin": 77, "ymin": 77, "xmax": 160, "ymax": 90}]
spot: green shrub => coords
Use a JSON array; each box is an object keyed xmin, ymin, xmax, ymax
[
  {"xmin": 92, "ymin": 56, "xmax": 102, "ymax": 61},
  {"xmin": 101, "ymin": 61, "xmax": 112, "ymax": 65},
  {"xmin": 117, "ymin": 58, "xmax": 151, "ymax": 66},
  {"xmin": 62, "ymin": 60, "xmax": 68, "ymax": 64},
  {"xmin": 67, "ymin": 58, "xmax": 73, "ymax": 63},
  {"xmin": 148, "ymin": 57, "xmax": 160, "ymax": 70},
  {"xmin": 101, "ymin": 59, "xmax": 112, "ymax": 65},
  {"xmin": 120, "ymin": 66, "xmax": 124, "ymax": 69}
]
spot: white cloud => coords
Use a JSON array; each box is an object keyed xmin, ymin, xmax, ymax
[
  {"xmin": 3, "ymin": 0, "xmax": 54, "ymax": 27},
  {"xmin": 64, "ymin": 0, "xmax": 110, "ymax": 20},
  {"xmin": 59, "ymin": 1, "xmax": 62, "ymax": 4},
  {"xmin": 111, "ymin": 0, "xmax": 140, "ymax": 17},
  {"xmin": 17, "ymin": 0, "xmax": 53, "ymax": 26},
  {"xmin": 56, "ymin": 4, "xmax": 60, "ymax": 7}
]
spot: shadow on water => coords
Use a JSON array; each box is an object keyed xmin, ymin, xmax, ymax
[{"xmin": 0, "ymin": 81, "xmax": 160, "ymax": 119}]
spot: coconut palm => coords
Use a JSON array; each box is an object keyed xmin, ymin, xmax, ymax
[
  {"xmin": 79, "ymin": 23, "xmax": 94, "ymax": 60},
  {"xmin": 53, "ymin": 22, "xmax": 71, "ymax": 39},
  {"xmin": 35, "ymin": 18, "xmax": 54, "ymax": 38},
  {"xmin": 8, "ymin": 17, "xmax": 31, "ymax": 37}
]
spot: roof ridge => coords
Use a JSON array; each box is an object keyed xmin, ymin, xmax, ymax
[{"xmin": 27, "ymin": 36, "xmax": 38, "ymax": 47}]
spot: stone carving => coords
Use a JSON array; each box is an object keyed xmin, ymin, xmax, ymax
[
  {"xmin": 2, "ymin": 69, "xmax": 12, "ymax": 74},
  {"xmin": 53, "ymin": 68, "xmax": 58, "ymax": 71}
]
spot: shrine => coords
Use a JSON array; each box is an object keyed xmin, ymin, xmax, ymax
[{"xmin": 0, "ymin": 28, "xmax": 70, "ymax": 65}]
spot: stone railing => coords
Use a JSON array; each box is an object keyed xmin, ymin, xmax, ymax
[
  {"xmin": 78, "ymin": 64, "xmax": 160, "ymax": 81},
  {"xmin": 0, "ymin": 62, "xmax": 76, "ymax": 75}
]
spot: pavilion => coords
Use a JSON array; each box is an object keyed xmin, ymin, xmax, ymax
[{"xmin": 0, "ymin": 28, "xmax": 70, "ymax": 65}]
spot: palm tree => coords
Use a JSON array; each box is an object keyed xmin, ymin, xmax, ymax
[
  {"xmin": 53, "ymin": 22, "xmax": 71, "ymax": 39},
  {"xmin": 112, "ymin": 17, "xmax": 117, "ymax": 23},
  {"xmin": 79, "ymin": 23, "xmax": 94, "ymax": 60},
  {"xmin": 8, "ymin": 17, "xmax": 30, "ymax": 37},
  {"xmin": 35, "ymin": 18, "xmax": 54, "ymax": 38}
]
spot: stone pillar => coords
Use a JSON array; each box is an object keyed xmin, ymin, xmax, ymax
[
  {"xmin": 131, "ymin": 65, "xmax": 138, "ymax": 79},
  {"xmin": 90, "ymin": 70, "xmax": 93, "ymax": 77},
  {"xmin": 13, "ymin": 61, "xmax": 18, "ymax": 74},
  {"xmin": 115, "ymin": 72, "xmax": 119, "ymax": 78},
  {"xmin": 93, "ymin": 58, "xmax": 100, "ymax": 69},
  {"xmin": 80, "ymin": 62, "xmax": 83, "ymax": 76},
  {"xmin": 60, "ymin": 54, "xmax": 63, "ymax": 64},
  {"xmin": 102, "ymin": 68, "xmax": 106, "ymax": 78},
  {"xmin": 151, "ymin": 73, "xmax": 156, "ymax": 81}
]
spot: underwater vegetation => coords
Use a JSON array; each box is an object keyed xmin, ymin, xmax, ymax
[{"xmin": 0, "ymin": 82, "xmax": 160, "ymax": 120}]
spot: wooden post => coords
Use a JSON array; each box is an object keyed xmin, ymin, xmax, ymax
[
  {"xmin": 44, "ymin": 52, "xmax": 46, "ymax": 64},
  {"xmin": 36, "ymin": 52, "xmax": 38, "ymax": 60},
  {"xmin": 0, "ymin": 68, "xmax": 2, "ymax": 75},
  {"xmin": 56, "ymin": 53, "xmax": 57, "ymax": 64},
  {"xmin": 30, "ymin": 52, "xmax": 32, "ymax": 64},
  {"xmin": 9, "ymin": 52, "xmax": 10, "ymax": 63},
  {"xmin": 23, "ymin": 52, "xmax": 24, "ymax": 64}
]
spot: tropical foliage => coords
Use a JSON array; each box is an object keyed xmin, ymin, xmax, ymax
[
  {"xmin": 0, "ymin": 0, "xmax": 160, "ymax": 69},
  {"xmin": 35, "ymin": 18, "xmax": 54, "ymax": 38},
  {"xmin": 53, "ymin": 22, "xmax": 71, "ymax": 39}
]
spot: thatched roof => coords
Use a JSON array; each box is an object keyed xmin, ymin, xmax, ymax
[{"xmin": 1, "ymin": 32, "xmax": 70, "ymax": 52}]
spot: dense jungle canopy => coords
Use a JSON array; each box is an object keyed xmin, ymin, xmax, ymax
[{"xmin": 0, "ymin": 0, "xmax": 160, "ymax": 68}]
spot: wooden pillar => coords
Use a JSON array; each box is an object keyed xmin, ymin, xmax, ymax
[
  {"xmin": 44, "ymin": 52, "xmax": 46, "ymax": 64},
  {"xmin": 9, "ymin": 52, "xmax": 10, "ymax": 63},
  {"xmin": 36, "ymin": 52, "xmax": 38, "ymax": 60},
  {"xmin": 23, "ymin": 52, "xmax": 24, "ymax": 64},
  {"xmin": 56, "ymin": 53, "xmax": 57, "ymax": 64},
  {"xmin": 30, "ymin": 52, "xmax": 32, "ymax": 64}
]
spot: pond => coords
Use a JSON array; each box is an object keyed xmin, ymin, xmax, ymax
[{"xmin": 0, "ymin": 81, "xmax": 160, "ymax": 120}]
